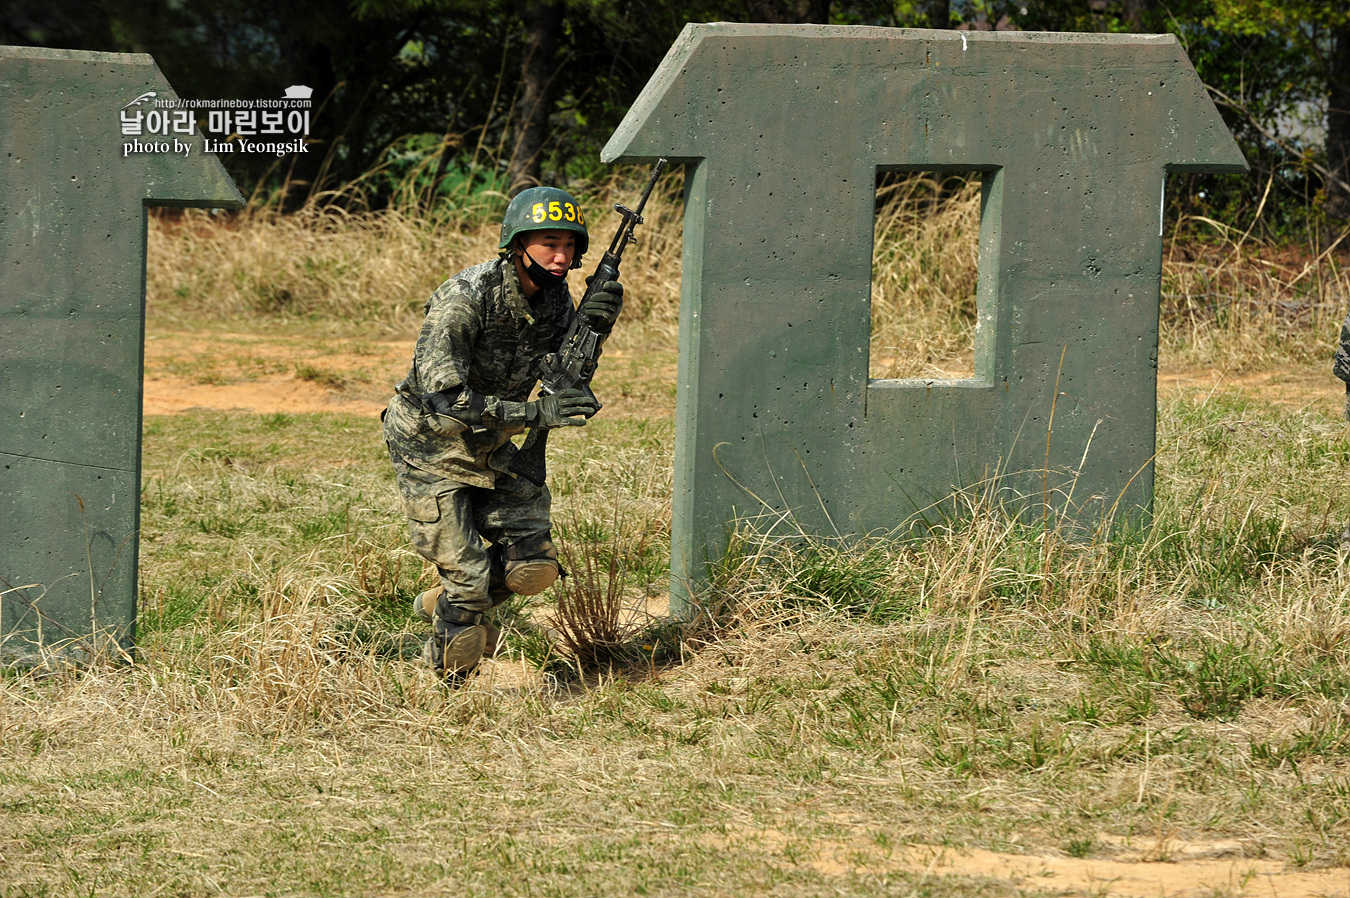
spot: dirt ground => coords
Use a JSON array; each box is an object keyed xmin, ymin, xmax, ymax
[
  {"xmin": 142, "ymin": 328, "xmax": 678, "ymax": 419},
  {"xmin": 703, "ymin": 829, "xmax": 1350, "ymax": 898},
  {"xmin": 142, "ymin": 328, "xmax": 1347, "ymax": 419},
  {"xmin": 897, "ymin": 840, "xmax": 1350, "ymax": 897},
  {"xmin": 141, "ymin": 329, "xmax": 405, "ymax": 417},
  {"xmin": 141, "ymin": 328, "xmax": 1350, "ymax": 897}
]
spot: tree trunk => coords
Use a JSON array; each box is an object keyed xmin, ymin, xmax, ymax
[
  {"xmin": 508, "ymin": 0, "xmax": 563, "ymax": 196},
  {"xmin": 742, "ymin": 0, "xmax": 830, "ymax": 25},
  {"xmin": 926, "ymin": 0, "xmax": 950, "ymax": 28},
  {"xmin": 277, "ymin": 7, "xmax": 339, "ymax": 212},
  {"xmin": 1120, "ymin": 0, "xmax": 1155, "ymax": 32},
  {"xmin": 1327, "ymin": 20, "xmax": 1350, "ymax": 222}
]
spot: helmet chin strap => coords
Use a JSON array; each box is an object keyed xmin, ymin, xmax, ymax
[{"xmin": 520, "ymin": 246, "xmax": 567, "ymax": 290}]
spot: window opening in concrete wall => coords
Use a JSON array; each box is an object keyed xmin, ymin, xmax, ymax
[{"xmin": 869, "ymin": 170, "xmax": 983, "ymax": 381}]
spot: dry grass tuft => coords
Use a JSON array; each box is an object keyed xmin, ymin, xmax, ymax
[
  {"xmin": 549, "ymin": 539, "xmax": 637, "ymax": 669},
  {"xmin": 870, "ymin": 174, "xmax": 984, "ymax": 379},
  {"xmin": 1161, "ymin": 223, "xmax": 1350, "ymax": 372},
  {"xmin": 147, "ymin": 168, "xmax": 688, "ymax": 340},
  {"xmin": 148, "ymin": 204, "xmax": 495, "ymax": 329}
]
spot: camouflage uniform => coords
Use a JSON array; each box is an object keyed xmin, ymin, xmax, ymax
[
  {"xmin": 1333, "ymin": 312, "xmax": 1350, "ymax": 549},
  {"xmin": 383, "ymin": 255, "xmax": 575, "ymax": 620},
  {"xmin": 1335, "ymin": 311, "xmax": 1350, "ymax": 422}
]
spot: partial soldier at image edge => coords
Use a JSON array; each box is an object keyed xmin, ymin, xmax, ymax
[
  {"xmin": 1334, "ymin": 310, "xmax": 1350, "ymax": 421},
  {"xmin": 1334, "ymin": 310, "xmax": 1350, "ymax": 548}
]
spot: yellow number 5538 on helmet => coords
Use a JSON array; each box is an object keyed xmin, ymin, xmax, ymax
[{"xmin": 499, "ymin": 186, "xmax": 589, "ymax": 269}]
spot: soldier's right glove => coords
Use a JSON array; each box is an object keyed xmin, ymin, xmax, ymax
[{"xmin": 531, "ymin": 388, "xmax": 599, "ymax": 428}]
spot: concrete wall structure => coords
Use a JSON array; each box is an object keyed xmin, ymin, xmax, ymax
[
  {"xmin": 601, "ymin": 24, "xmax": 1247, "ymax": 609},
  {"xmin": 1, "ymin": 47, "xmax": 242, "ymax": 663}
]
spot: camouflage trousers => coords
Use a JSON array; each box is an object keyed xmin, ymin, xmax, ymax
[{"xmin": 389, "ymin": 450, "xmax": 552, "ymax": 614}]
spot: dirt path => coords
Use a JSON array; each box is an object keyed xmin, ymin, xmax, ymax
[
  {"xmin": 702, "ymin": 826, "xmax": 1350, "ymax": 897},
  {"xmin": 142, "ymin": 329, "xmax": 402, "ymax": 416},
  {"xmin": 142, "ymin": 328, "xmax": 677, "ymax": 418},
  {"xmin": 855, "ymin": 839, "xmax": 1348, "ymax": 897},
  {"xmin": 143, "ymin": 328, "xmax": 1346, "ymax": 418},
  {"xmin": 1160, "ymin": 366, "xmax": 1345, "ymax": 414}
]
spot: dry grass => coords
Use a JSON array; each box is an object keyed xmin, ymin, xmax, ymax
[
  {"xmin": 6, "ymin": 388, "xmax": 1350, "ymax": 895},
  {"xmin": 870, "ymin": 174, "xmax": 983, "ymax": 379},
  {"xmin": 149, "ymin": 170, "xmax": 1350, "ymax": 383},
  {"xmin": 4, "ymin": 389, "xmax": 1350, "ymax": 894},
  {"xmin": 548, "ymin": 504, "xmax": 667, "ymax": 670},
  {"xmin": 146, "ymin": 169, "xmax": 686, "ymax": 343},
  {"xmin": 1161, "ymin": 228, "xmax": 1350, "ymax": 373}
]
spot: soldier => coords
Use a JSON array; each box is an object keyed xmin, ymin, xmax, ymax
[{"xmin": 382, "ymin": 187, "xmax": 623, "ymax": 679}]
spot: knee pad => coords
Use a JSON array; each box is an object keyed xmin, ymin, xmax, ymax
[{"xmin": 502, "ymin": 532, "xmax": 560, "ymax": 596}]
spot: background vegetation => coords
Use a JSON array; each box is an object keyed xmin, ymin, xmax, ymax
[{"xmin": 5, "ymin": 0, "xmax": 1350, "ymax": 237}]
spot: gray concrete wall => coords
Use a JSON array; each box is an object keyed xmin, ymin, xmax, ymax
[
  {"xmin": 602, "ymin": 25, "xmax": 1247, "ymax": 609},
  {"xmin": 1, "ymin": 47, "xmax": 242, "ymax": 663}
]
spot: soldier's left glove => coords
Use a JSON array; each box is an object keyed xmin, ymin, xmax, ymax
[
  {"xmin": 580, "ymin": 278, "xmax": 623, "ymax": 334},
  {"xmin": 423, "ymin": 390, "xmax": 458, "ymax": 418},
  {"xmin": 422, "ymin": 389, "xmax": 471, "ymax": 435},
  {"xmin": 531, "ymin": 388, "xmax": 599, "ymax": 428}
]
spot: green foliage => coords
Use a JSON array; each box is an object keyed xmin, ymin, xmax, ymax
[
  {"xmin": 9, "ymin": 0, "xmax": 1340, "ymax": 226},
  {"xmin": 1206, "ymin": 0, "xmax": 1350, "ymax": 36}
]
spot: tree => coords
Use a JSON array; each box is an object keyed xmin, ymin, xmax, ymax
[
  {"xmin": 1200, "ymin": 0, "xmax": 1350, "ymax": 221},
  {"xmin": 1122, "ymin": 0, "xmax": 1350, "ymax": 232},
  {"xmin": 509, "ymin": 0, "xmax": 565, "ymax": 193},
  {"xmin": 742, "ymin": 0, "xmax": 830, "ymax": 23},
  {"xmin": 1333, "ymin": 16, "xmax": 1350, "ymax": 220},
  {"xmin": 11, "ymin": 0, "xmax": 1331, "ymax": 227},
  {"xmin": 925, "ymin": 0, "xmax": 952, "ymax": 28}
]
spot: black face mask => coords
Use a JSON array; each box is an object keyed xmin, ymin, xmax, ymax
[{"xmin": 521, "ymin": 248, "xmax": 567, "ymax": 290}]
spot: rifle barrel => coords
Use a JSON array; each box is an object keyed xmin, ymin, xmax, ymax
[
  {"xmin": 605, "ymin": 159, "xmax": 668, "ymax": 257},
  {"xmin": 507, "ymin": 158, "xmax": 668, "ymax": 487}
]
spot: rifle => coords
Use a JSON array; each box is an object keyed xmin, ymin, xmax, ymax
[{"xmin": 508, "ymin": 158, "xmax": 669, "ymax": 486}]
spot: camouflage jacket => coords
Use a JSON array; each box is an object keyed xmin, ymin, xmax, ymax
[
  {"xmin": 1336, "ymin": 311, "xmax": 1350, "ymax": 385},
  {"xmin": 383, "ymin": 256, "xmax": 576, "ymax": 488}
]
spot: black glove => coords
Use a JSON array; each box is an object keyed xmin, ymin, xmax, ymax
[
  {"xmin": 532, "ymin": 388, "xmax": 599, "ymax": 428},
  {"xmin": 423, "ymin": 391, "xmax": 457, "ymax": 418},
  {"xmin": 580, "ymin": 278, "xmax": 624, "ymax": 334},
  {"xmin": 422, "ymin": 388, "xmax": 476, "ymax": 435}
]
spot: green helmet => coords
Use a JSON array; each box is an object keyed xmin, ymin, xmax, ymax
[{"xmin": 499, "ymin": 186, "xmax": 589, "ymax": 269}]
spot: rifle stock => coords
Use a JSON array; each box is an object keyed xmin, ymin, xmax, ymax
[{"xmin": 510, "ymin": 426, "xmax": 548, "ymax": 487}]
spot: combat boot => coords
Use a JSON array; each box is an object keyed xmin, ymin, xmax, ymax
[
  {"xmin": 414, "ymin": 587, "xmax": 500, "ymax": 658},
  {"xmin": 413, "ymin": 586, "xmax": 441, "ymax": 623},
  {"xmin": 424, "ymin": 606, "xmax": 486, "ymax": 678}
]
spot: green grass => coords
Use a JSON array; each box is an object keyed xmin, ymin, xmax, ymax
[
  {"xmin": 7, "ymin": 386, "xmax": 1350, "ymax": 896},
  {"xmin": 8, "ymin": 351, "xmax": 1350, "ymax": 892}
]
